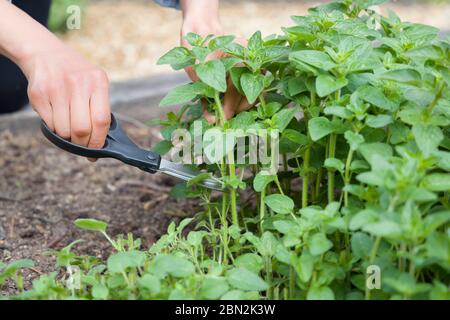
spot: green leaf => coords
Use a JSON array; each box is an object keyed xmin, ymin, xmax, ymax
[
  {"xmin": 192, "ymin": 47, "xmax": 210, "ymax": 62},
  {"xmin": 253, "ymin": 172, "xmax": 275, "ymax": 192},
  {"xmin": 200, "ymin": 277, "xmax": 230, "ymax": 299},
  {"xmin": 422, "ymin": 174, "xmax": 450, "ymax": 192},
  {"xmin": 234, "ymin": 253, "xmax": 264, "ymax": 274},
  {"xmin": 366, "ymin": 114, "xmax": 393, "ymax": 128},
  {"xmin": 292, "ymin": 252, "xmax": 314, "ymax": 282},
  {"xmin": 309, "ymin": 117, "xmax": 335, "ymax": 141},
  {"xmin": 350, "ymin": 209, "xmax": 379, "ymax": 230},
  {"xmin": 194, "ymin": 60, "xmax": 227, "ymax": 92},
  {"xmin": 345, "ymin": 131, "xmax": 365, "ymax": 151},
  {"xmin": 184, "ymin": 32, "xmax": 202, "ymax": 46},
  {"xmin": 150, "ymin": 254, "xmax": 195, "ymax": 278},
  {"xmin": 378, "ymin": 68, "xmax": 421, "ymax": 84},
  {"xmin": 160, "ymin": 82, "xmax": 211, "ymax": 107},
  {"xmin": 264, "ymin": 194, "xmax": 294, "ymax": 214},
  {"xmin": 426, "ymin": 233, "xmax": 449, "ymax": 262},
  {"xmin": 74, "ymin": 219, "xmax": 107, "ymax": 233},
  {"xmin": 359, "ymin": 86, "xmax": 397, "ymax": 111},
  {"xmin": 248, "ymin": 31, "xmax": 263, "ymax": 51},
  {"xmin": 137, "ymin": 274, "xmax": 161, "ymax": 295},
  {"xmin": 283, "ymin": 129, "xmax": 308, "ymax": 145},
  {"xmin": 363, "ymin": 221, "xmax": 402, "ymax": 238},
  {"xmin": 351, "ymin": 232, "xmax": 374, "ymax": 259},
  {"xmin": 151, "ymin": 140, "xmax": 173, "ymax": 156},
  {"xmin": 358, "ymin": 142, "xmax": 393, "ymax": 166},
  {"xmin": 308, "ymin": 233, "xmax": 333, "ymax": 256},
  {"xmin": 324, "ymin": 106, "xmax": 353, "ymax": 119},
  {"xmin": 273, "ymin": 107, "xmax": 297, "ymax": 131},
  {"xmin": 289, "ymin": 50, "xmax": 336, "ymax": 71},
  {"xmin": 226, "ymin": 268, "xmax": 268, "ymax": 291},
  {"xmin": 187, "ymin": 173, "xmax": 213, "ymax": 187},
  {"xmin": 92, "ymin": 283, "xmax": 109, "ymax": 300},
  {"xmin": 384, "ymin": 273, "xmax": 431, "ymax": 296},
  {"xmin": 316, "ymin": 75, "xmax": 348, "ymax": 97},
  {"xmin": 241, "ymin": 73, "xmax": 265, "ymax": 104},
  {"xmin": 307, "ymin": 286, "xmax": 335, "ymax": 300},
  {"xmin": 412, "ymin": 124, "xmax": 443, "ymax": 157},
  {"xmin": 107, "ymin": 251, "xmax": 146, "ymax": 273},
  {"xmin": 230, "ymin": 111, "xmax": 255, "ymax": 129},
  {"xmin": 157, "ymin": 47, "xmax": 194, "ymax": 70},
  {"xmin": 230, "ymin": 67, "xmax": 245, "ymax": 94},
  {"xmin": 324, "ymin": 158, "xmax": 345, "ymax": 173},
  {"xmin": 208, "ymin": 35, "xmax": 235, "ymax": 51}
]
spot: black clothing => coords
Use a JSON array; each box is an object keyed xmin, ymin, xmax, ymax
[{"xmin": 0, "ymin": 0, "xmax": 51, "ymax": 114}]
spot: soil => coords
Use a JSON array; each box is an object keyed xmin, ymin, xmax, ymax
[{"xmin": 0, "ymin": 120, "xmax": 200, "ymax": 295}]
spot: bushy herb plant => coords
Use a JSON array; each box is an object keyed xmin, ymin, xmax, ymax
[{"xmin": 2, "ymin": 0, "xmax": 449, "ymax": 300}]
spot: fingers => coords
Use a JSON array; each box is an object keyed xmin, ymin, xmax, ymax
[
  {"xmin": 51, "ymin": 87, "xmax": 71, "ymax": 140},
  {"xmin": 202, "ymin": 100, "xmax": 216, "ymax": 124},
  {"xmin": 27, "ymin": 84, "xmax": 54, "ymax": 131},
  {"xmin": 70, "ymin": 81, "xmax": 91, "ymax": 147},
  {"xmin": 87, "ymin": 71, "xmax": 111, "ymax": 151},
  {"xmin": 185, "ymin": 66, "xmax": 199, "ymax": 82},
  {"xmin": 236, "ymin": 96, "xmax": 252, "ymax": 113},
  {"xmin": 222, "ymin": 78, "xmax": 242, "ymax": 120}
]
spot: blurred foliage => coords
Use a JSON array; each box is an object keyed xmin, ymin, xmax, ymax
[{"xmin": 48, "ymin": 0, "xmax": 87, "ymax": 33}]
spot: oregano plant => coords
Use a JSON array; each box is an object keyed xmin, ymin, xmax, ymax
[{"xmin": 2, "ymin": 0, "xmax": 449, "ymax": 300}]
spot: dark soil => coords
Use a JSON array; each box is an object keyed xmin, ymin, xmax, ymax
[{"xmin": 0, "ymin": 121, "xmax": 200, "ymax": 295}]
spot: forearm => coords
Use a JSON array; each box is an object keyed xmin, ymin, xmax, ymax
[
  {"xmin": 180, "ymin": 0, "xmax": 221, "ymax": 33},
  {"xmin": 0, "ymin": 1, "xmax": 61, "ymax": 71}
]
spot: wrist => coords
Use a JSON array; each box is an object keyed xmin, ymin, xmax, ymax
[{"xmin": 181, "ymin": 0, "xmax": 221, "ymax": 36}]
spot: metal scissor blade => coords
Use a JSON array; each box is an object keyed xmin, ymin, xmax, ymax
[{"xmin": 158, "ymin": 159, "xmax": 223, "ymax": 191}]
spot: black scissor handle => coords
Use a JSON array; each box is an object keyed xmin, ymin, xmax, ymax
[{"xmin": 41, "ymin": 114, "xmax": 161, "ymax": 173}]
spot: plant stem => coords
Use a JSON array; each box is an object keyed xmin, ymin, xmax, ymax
[
  {"xmin": 365, "ymin": 236, "xmax": 382, "ymax": 300},
  {"xmin": 315, "ymin": 168, "xmax": 322, "ymax": 203},
  {"xmin": 343, "ymin": 149, "xmax": 354, "ymax": 207},
  {"xmin": 302, "ymin": 146, "xmax": 311, "ymax": 208},
  {"xmin": 228, "ymin": 156, "xmax": 239, "ymax": 226},
  {"xmin": 327, "ymin": 90, "xmax": 340, "ymax": 203},
  {"xmin": 327, "ymin": 131, "xmax": 337, "ymax": 203},
  {"xmin": 266, "ymin": 257, "xmax": 273, "ymax": 300},
  {"xmin": 260, "ymin": 187, "xmax": 266, "ymax": 233}
]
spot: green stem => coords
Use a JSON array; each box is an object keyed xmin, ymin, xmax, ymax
[
  {"xmin": 344, "ymin": 149, "xmax": 354, "ymax": 207},
  {"xmin": 228, "ymin": 156, "xmax": 238, "ymax": 226},
  {"xmin": 365, "ymin": 236, "xmax": 382, "ymax": 300},
  {"xmin": 327, "ymin": 132, "xmax": 337, "ymax": 203},
  {"xmin": 315, "ymin": 168, "xmax": 322, "ymax": 203},
  {"xmin": 327, "ymin": 90, "xmax": 340, "ymax": 203},
  {"xmin": 289, "ymin": 266, "xmax": 296, "ymax": 300},
  {"xmin": 302, "ymin": 146, "xmax": 311, "ymax": 208},
  {"xmin": 427, "ymin": 80, "xmax": 445, "ymax": 113},
  {"xmin": 260, "ymin": 187, "xmax": 266, "ymax": 233},
  {"xmin": 266, "ymin": 257, "xmax": 273, "ymax": 300}
]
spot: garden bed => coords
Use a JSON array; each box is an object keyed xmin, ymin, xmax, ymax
[{"xmin": 0, "ymin": 117, "xmax": 198, "ymax": 295}]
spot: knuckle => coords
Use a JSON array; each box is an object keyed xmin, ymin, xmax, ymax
[
  {"xmin": 88, "ymin": 138, "xmax": 104, "ymax": 149},
  {"xmin": 72, "ymin": 122, "xmax": 92, "ymax": 137},
  {"xmin": 58, "ymin": 129, "xmax": 71, "ymax": 140},
  {"xmin": 91, "ymin": 69, "xmax": 109, "ymax": 88},
  {"xmin": 92, "ymin": 113, "xmax": 111, "ymax": 128},
  {"xmin": 28, "ymin": 83, "xmax": 48, "ymax": 100}
]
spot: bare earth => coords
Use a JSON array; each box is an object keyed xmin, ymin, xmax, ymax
[
  {"xmin": 59, "ymin": 0, "xmax": 450, "ymax": 81},
  {"xmin": 0, "ymin": 119, "xmax": 200, "ymax": 295}
]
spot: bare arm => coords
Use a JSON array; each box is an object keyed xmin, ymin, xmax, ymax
[{"xmin": 0, "ymin": 1, "xmax": 111, "ymax": 151}]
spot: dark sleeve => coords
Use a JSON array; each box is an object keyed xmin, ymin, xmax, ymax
[{"xmin": 153, "ymin": 0, "xmax": 180, "ymax": 9}]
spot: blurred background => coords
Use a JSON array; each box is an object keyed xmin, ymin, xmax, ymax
[{"xmin": 50, "ymin": 0, "xmax": 450, "ymax": 81}]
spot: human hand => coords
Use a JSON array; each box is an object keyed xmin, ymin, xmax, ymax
[
  {"xmin": 20, "ymin": 44, "xmax": 111, "ymax": 152},
  {"xmin": 0, "ymin": 1, "xmax": 111, "ymax": 156},
  {"xmin": 180, "ymin": 0, "xmax": 251, "ymax": 124}
]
